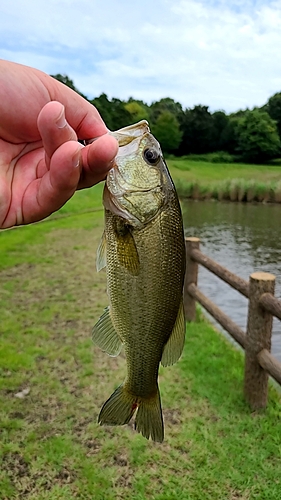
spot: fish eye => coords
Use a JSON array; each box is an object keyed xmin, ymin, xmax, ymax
[{"xmin": 143, "ymin": 148, "xmax": 160, "ymax": 165}]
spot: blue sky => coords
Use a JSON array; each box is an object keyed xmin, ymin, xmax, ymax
[{"xmin": 1, "ymin": 0, "xmax": 281, "ymax": 113}]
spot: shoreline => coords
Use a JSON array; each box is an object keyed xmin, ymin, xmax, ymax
[
  {"xmin": 174, "ymin": 178, "xmax": 281, "ymax": 204},
  {"xmin": 168, "ymin": 157, "xmax": 281, "ymax": 204}
]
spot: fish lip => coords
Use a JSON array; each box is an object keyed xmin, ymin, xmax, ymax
[
  {"xmin": 85, "ymin": 121, "xmax": 150, "ymax": 147},
  {"xmin": 109, "ymin": 120, "xmax": 150, "ymax": 146}
]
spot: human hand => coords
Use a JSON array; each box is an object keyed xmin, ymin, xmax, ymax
[{"xmin": 0, "ymin": 60, "xmax": 118, "ymax": 229}]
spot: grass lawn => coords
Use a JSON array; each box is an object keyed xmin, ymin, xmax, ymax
[
  {"xmin": 168, "ymin": 158, "xmax": 281, "ymax": 184},
  {"xmin": 168, "ymin": 158, "xmax": 281, "ymax": 202},
  {"xmin": 1, "ymin": 184, "xmax": 281, "ymax": 499}
]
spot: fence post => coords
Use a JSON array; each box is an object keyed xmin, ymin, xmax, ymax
[
  {"xmin": 184, "ymin": 237, "xmax": 200, "ymax": 321},
  {"xmin": 244, "ymin": 271, "xmax": 275, "ymax": 409}
]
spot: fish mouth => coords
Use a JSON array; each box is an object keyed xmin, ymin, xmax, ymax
[
  {"xmin": 84, "ymin": 120, "xmax": 150, "ymax": 147},
  {"xmin": 109, "ymin": 120, "xmax": 150, "ymax": 147}
]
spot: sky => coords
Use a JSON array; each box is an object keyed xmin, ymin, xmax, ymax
[{"xmin": 1, "ymin": 0, "xmax": 281, "ymax": 113}]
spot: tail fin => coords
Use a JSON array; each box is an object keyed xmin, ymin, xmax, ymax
[
  {"xmin": 98, "ymin": 384, "xmax": 164, "ymax": 443},
  {"xmin": 98, "ymin": 385, "xmax": 136, "ymax": 426},
  {"xmin": 135, "ymin": 387, "xmax": 164, "ymax": 443}
]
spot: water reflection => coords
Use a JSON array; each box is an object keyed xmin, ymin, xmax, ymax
[{"xmin": 182, "ymin": 200, "xmax": 281, "ymax": 360}]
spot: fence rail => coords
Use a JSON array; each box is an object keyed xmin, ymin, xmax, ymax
[{"xmin": 183, "ymin": 237, "xmax": 281, "ymax": 409}]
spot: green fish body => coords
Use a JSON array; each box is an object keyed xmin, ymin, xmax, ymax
[{"xmin": 93, "ymin": 121, "xmax": 186, "ymax": 442}]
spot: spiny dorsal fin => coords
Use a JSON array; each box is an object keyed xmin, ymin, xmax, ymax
[
  {"xmin": 92, "ymin": 306, "xmax": 122, "ymax": 357},
  {"xmin": 161, "ymin": 300, "xmax": 185, "ymax": 367}
]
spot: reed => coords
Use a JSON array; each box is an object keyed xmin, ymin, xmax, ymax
[
  {"xmin": 175, "ymin": 178, "xmax": 281, "ymax": 204},
  {"xmin": 274, "ymin": 181, "xmax": 281, "ymax": 203}
]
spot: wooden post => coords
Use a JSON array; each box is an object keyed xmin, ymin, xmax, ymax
[
  {"xmin": 184, "ymin": 237, "xmax": 200, "ymax": 321},
  {"xmin": 244, "ymin": 272, "xmax": 275, "ymax": 409}
]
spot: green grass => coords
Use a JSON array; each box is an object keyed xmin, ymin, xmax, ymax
[
  {"xmin": 1, "ymin": 185, "xmax": 281, "ymax": 499},
  {"xmin": 0, "ymin": 184, "xmax": 104, "ymax": 271},
  {"xmin": 168, "ymin": 158, "xmax": 281, "ymax": 183},
  {"xmin": 168, "ymin": 158, "xmax": 281, "ymax": 202},
  {"xmin": 50, "ymin": 181, "xmax": 105, "ymax": 215}
]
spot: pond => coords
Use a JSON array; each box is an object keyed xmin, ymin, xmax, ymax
[{"xmin": 182, "ymin": 200, "xmax": 281, "ymax": 361}]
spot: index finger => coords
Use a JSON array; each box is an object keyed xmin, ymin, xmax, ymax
[{"xmin": 48, "ymin": 75, "xmax": 108, "ymax": 140}]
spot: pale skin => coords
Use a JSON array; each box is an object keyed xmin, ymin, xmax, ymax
[{"xmin": 0, "ymin": 60, "xmax": 119, "ymax": 229}]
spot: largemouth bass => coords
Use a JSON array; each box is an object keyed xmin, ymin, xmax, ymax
[{"xmin": 92, "ymin": 121, "xmax": 186, "ymax": 442}]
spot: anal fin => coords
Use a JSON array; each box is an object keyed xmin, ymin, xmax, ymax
[{"xmin": 161, "ymin": 300, "xmax": 185, "ymax": 367}]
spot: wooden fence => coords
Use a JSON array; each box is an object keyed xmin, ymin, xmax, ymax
[{"xmin": 183, "ymin": 237, "xmax": 281, "ymax": 409}]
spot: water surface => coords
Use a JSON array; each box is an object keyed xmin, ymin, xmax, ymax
[{"xmin": 182, "ymin": 200, "xmax": 281, "ymax": 360}]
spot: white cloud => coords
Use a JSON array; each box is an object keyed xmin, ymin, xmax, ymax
[{"xmin": 1, "ymin": 0, "xmax": 281, "ymax": 112}]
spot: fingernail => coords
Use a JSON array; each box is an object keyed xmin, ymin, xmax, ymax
[
  {"xmin": 72, "ymin": 149, "xmax": 81, "ymax": 168},
  {"xmin": 56, "ymin": 106, "xmax": 67, "ymax": 129},
  {"xmin": 108, "ymin": 159, "xmax": 115, "ymax": 169}
]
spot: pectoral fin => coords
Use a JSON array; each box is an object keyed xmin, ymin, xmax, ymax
[
  {"xmin": 116, "ymin": 228, "xmax": 140, "ymax": 276},
  {"xmin": 92, "ymin": 306, "xmax": 122, "ymax": 357},
  {"xmin": 161, "ymin": 300, "xmax": 185, "ymax": 367},
  {"xmin": 96, "ymin": 231, "xmax": 107, "ymax": 272}
]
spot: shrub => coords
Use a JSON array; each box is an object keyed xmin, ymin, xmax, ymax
[{"xmin": 182, "ymin": 152, "xmax": 237, "ymax": 163}]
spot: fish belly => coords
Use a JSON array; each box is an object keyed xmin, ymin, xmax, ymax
[{"xmin": 105, "ymin": 199, "xmax": 185, "ymax": 396}]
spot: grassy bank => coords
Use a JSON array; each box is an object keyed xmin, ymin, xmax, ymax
[
  {"xmin": 168, "ymin": 158, "xmax": 281, "ymax": 202},
  {"xmin": 1, "ymin": 186, "xmax": 281, "ymax": 499}
]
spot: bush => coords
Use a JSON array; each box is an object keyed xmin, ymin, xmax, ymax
[
  {"xmin": 182, "ymin": 151, "xmax": 237, "ymax": 163},
  {"xmin": 235, "ymin": 110, "xmax": 281, "ymax": 162},
  {"xmin": 209, "ymin": 151, "xmax": 238, "ymax": 163}
]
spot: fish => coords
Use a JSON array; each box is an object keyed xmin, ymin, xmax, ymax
[{"xmin": 92, "ymin": 120, "xmax": 186, "ymax": 442}]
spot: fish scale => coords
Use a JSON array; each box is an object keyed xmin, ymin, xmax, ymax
[{"xmin": 92, "ymin": 121, "xmax": 186, "ymax": 442}]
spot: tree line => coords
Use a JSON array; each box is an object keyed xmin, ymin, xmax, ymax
[{"xmin": 52, "ymin": 74, "xmax": 281, "ymax": 163}]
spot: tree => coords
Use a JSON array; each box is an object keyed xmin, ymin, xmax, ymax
[
  {"xmin": 125, "ymin": 101, "xmax": 150, "ymax": 124},
  {"xmin": 91, "ymin": 94, "xmax": 131, "ymax": 130},
  {"xmin": 150, "ymin": 98, "xmax": 184, "ymax": 124},
  {"xmin": 90, "ymin": 93, "xmax": 113, "ymax": 128},
  {"xmin": 51, "ymin": 74, "xmax": 88, "ymax": 99},
  {"xmin": 179, "ymin": 105, "xmax": 214, "ymax": 155},
  {"xmin": 267, "ymin": 93, "xmax": 281, "ymax": 139},
  {"xmin": 219, "ymin": 116, "xmax": 240, "ymax": 154},
  {"xmin": 152, "ymin": 111, "xmax": 182, "ymax": 153},
  {"xmin": 235, "ymin": 110, "xmax": 281, "ymax": 162},
  {"xmin": 110, "ymin": 98, "xmax": 132, "ymax": 130},
  {"xmin": 211, "ymin": 111, "xmax": 231, "ymax": 151}
]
